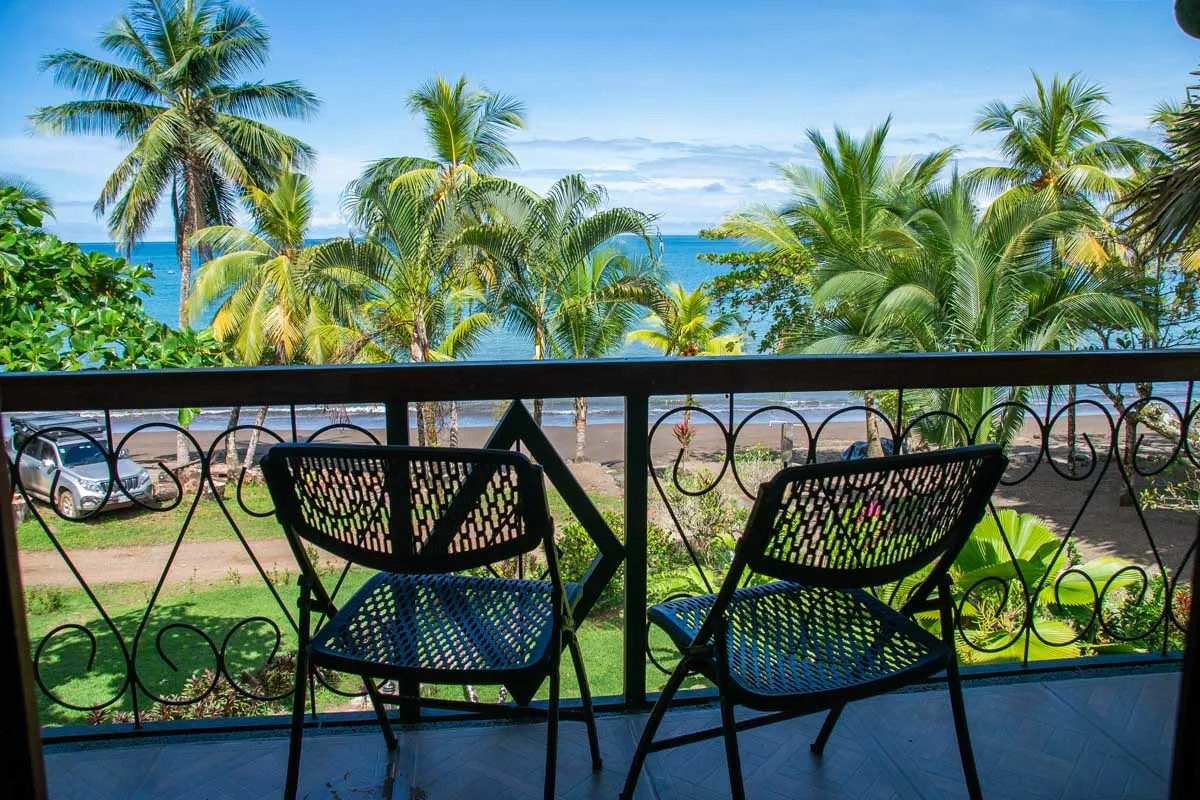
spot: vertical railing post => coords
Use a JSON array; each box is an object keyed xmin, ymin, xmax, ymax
[
  {"xmin": 0, "ymin": 399, "xmax": 47, "ymax": 799},
  {"xmin": 384, "ymin": 399, "xmax": 420, "ymax": 723},
  {"xmin": 623, "ymin": 393, "xmax": 649, "ymax": 709}
]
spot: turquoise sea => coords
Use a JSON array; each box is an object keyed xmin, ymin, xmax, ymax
[
  {"xmin": 81, "ymin": 235, "xmax": 758, "ymax": 362},
  {"xmin": 77, "ymin": 236, "xmax": 1173, "ymax": 431}
]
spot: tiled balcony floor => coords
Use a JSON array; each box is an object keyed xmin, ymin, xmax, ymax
[{"xmin": 43, "ymin": 670, "xmax": 1180, "ymax": 799}]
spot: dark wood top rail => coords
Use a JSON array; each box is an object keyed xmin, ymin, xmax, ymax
[{"xmin": 2, "ymin": 350, "xmax": 1200, "ymax": 412}]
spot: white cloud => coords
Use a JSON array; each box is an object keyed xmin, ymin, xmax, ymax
[{"xmin": 3, "ymin": 128, "xmax": 1009, "ymax": 239}]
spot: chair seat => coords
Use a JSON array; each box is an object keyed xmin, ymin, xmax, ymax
[
  {"xmin": 311, "ymin": 572, "xmax": 580, "ymax": 682},
  {"xmin": 649, "ymin": 581, "xmax": 949, "ymax": 707}
]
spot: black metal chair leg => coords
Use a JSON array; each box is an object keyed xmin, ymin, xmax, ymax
[
  {"xmin": 544, "ymin": 628, "xmax": 562, "ymax": 800},
  {"xmin": 363, "ymin": 676, "xmax": 397, "ymax": 750},
  {"xmin": 567, "ymin": 631, "xmax": 602, "ymax": 771},
  {"xmin": 719, "ymin": 691, "xmax": 746, "ymax": 800},
  {"xmin": 946, "ymin": 660, "xmax": 983, "ymax": 800},
  {"xmin": 620, "ymin": 656, "xmax": 692, "ymax": 800},
  {"xmin": 811, "ymin": 703, "xmax": 845, "ymax": 755},
  {"xmin": 940, "ymin": 584, "xmax": 983, "ymax": 800},
  {"xmin": 285, "ymin": 646, "xmax": 308, "ymax": 800}
]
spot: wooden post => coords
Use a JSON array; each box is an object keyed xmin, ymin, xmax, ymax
[
  {"xmin": 0, "ymin": 398, "xmax": 47, "ymax": 799},
  {"xmin": 1170, "ymin": 523, "xmax": 1200, "ymax": 799},
  {"xmin": 623, "ymin": 394, "xmax": 649, "ymax": 709}
]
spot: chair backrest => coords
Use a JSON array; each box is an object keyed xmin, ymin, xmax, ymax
[
  {"xmin": 741, "ymin": 444, "xmax": 1007, "ymax": 590},
  {"xmin": 262, "ymin": 443, "xmax": 552, "ymax": 574}
]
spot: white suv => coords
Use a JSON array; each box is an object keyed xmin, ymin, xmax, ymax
[{"xmin": 7, "ymin": 414, "xmax": 153, "ymax": 517}]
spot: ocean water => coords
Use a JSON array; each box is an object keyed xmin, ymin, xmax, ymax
[
  {"xmin": 81, "ymin": 235, "xmax": 758, "ymax": 361},
  {"xmin": 78, "ymin": 237, "xmax": 1184, "ymax": 431}
]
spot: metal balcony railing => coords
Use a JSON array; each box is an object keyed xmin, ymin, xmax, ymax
[{"xmin": 2, "ymin": 349, "xmax": 1197, "ymax": 737}]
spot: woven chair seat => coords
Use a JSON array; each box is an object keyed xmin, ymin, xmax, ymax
[
  {"xmin": 311, "ymin": 573, "xmax": 580, "ymax": 681},
  {"xmin": 649, "ymin": 581, "xmax": 948, "ymax": 705}
]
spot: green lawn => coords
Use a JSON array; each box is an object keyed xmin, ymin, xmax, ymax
[
  {"xmin": 18, "ymin": 484, "xmax": 624, "ymax": 552},
  {"xmin": 26, "ymin": 569, "xmax": 700, "ymax": 727}
]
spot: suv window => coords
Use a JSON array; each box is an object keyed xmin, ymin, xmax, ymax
[
  {"xmin": 58, "ymin": 441, "xmax": 108, "ymax": 468},
  {"xmin": 26, "ymin": 440, "xmax": 49, "ymax": 462}
]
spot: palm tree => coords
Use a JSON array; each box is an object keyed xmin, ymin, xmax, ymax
[
  {"xmin": 187, "ymin": 161, "xmax": 366, "ymax": 470},
  {"xmin": 628, "ymin": 282, "xmax": 743, "ymax": 450},
  {"xmin": 807, "ymin": 181, "xmax": 1147, "ymax": 446},
  {"xmin": 321, "ymin": 174, "xmax": 494, "ymax": 446},
  {"xmin": 480, "ymin": 174, "xmax": 658, "ymax": 424},
  {"xmin": 351, "ymin": 74, "xmax": 525, "ymax": 212},
  {"xmin": 30, "ymin": 0, "xmax": 319, "ymax": 327},
  {"xmin": 550, "ymin": 249, "xmax": 662, "ymax": 460},
  {"xmin": 722, "ymin": 119, "xmax": 955, "ymax": 455},
  {"xmin": 968, "ymin": 72, "xmax": 1147, "ymax": 466},
  {"xmin": 969, "ymin": 72, "xmax": 1145, "ymax": 216},
  {"xmin": 1124, "ymin": 77, "xmax": 1200, "ymax": 248}
]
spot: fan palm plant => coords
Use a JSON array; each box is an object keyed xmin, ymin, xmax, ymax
[
  {"xmin": 550, "ymin": 249, "xmax": 663, "ymax": 460},
  {"xmin": 478, "ymin": 174, "xmax": 658, "ymax": 424},
  {"xmin": 187, "ymin": 161, "xmax": 366, "ymax": 469},
  {"xmin": 30, "ymin": 0, "xmax": 319, "ymax": 327}
]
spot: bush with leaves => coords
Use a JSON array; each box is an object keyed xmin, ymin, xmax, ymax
[
  {"xmin": 0, "ymin": 186, "xmax": 228, "ymax": 371},
  {"xmin": 557, "ymin": 511, "xmax": 680, "ymax": 611}
]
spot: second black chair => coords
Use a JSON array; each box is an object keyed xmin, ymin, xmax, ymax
[{"xmin": 621, "ymin": 444, "xmax": 1008, "ymax": 800}]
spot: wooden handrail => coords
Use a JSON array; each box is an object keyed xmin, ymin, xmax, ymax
[{"xmin": 2, "ymin": 350, "xmax": 1199, "ymax": 412}]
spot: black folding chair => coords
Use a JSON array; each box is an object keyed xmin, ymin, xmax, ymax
[
  {"xmin": 262, "ymin": 443, "xmax": 602, "ymax": 800},
  {"xmin": 621, "ymin": 444, "xmax": 1008, "ymax": 800}
]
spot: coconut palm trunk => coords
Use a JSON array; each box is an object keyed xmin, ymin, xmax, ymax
[
  {"xmin": 410, "ymin": 322, "xmax": 438, "ymax": 446},
  {"xmin": 573, "ymin": 396, "xmax": 588, "ymax": 462},
  {"xmin": 243, "ymin": 405, "xmax": 269, "ymax": 470},
  {"xmin": 532, "ymin": 327, "xmax": 546, "ymax": 425},
  {"xmin": 864, "ymin": 390, "xmax": 884, "ymax": 457},
  {"xmin": 225, "ymin": 406, "xmax": 241, "ymax": 475}
]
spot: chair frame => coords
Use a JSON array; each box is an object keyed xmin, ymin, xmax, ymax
[
  {"xmin": 262, "ymin": 443, "xmax": 602, "ymax": 800},
  {"xmin": 621, "ymin": 445, "xmax": 1008, "ymax": 800}
]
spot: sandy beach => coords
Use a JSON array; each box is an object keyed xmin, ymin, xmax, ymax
[{"xmin": 96, "ymin": 412, "xmax": 1195, "ymax": 572}]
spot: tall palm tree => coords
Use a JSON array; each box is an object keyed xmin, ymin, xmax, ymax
[
  {"xmin": 550, "ymin": 249, "xmax": 662, "ymax": 460},
  {"xmin": 968, "ymin": 72, "xmax": 1147, "ymax": 464},
  {"xmin": 968, "ymin": 72, "xmax": 1145, "ymax": 216},
  {"xmin": 30, "ymin": 0, "xmax": 319, "ymax": 326},
  {"xmin": 351, "ymin": 74, "xmax": 525, "ymax": 212},
  {"xmin": 322, "ymin": 174, "xmax": 494, "ymax": 446},
  {"xmin": 480, "ymin": 174, "xmax": 658, "ymax": 424},
  {"xmin": 721, "ymin": 119, "xmax": 955, "ymax": 454},
  {"xmin": 187, "ymin": 161, "xmax": 366, "ymax": 469},
  {"xmin": 1125, "ymin": 77, "xmax": 1200, "ymax": 248}
]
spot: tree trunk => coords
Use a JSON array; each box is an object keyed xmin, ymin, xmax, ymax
[
  {"xmin": 448, "ymin": 401, "xmax": 459, "ymax": 448},
  {"xmin": 532, "ymin": 328, "xmax": 544, "ymax": 426},
  {"xmin": 174, "ymin": 160, "xmax": 205, "ymax": 469},
  {"xmin": 409, "ymin": 322, "xmax": 437, "ymax": 446},
  {"xmin": 864, "ymin": 390, "xmax": 884, "ymax": 457},
  {"xmin": 243, "ymin": 406, "xmax": 269, "ymax": 470},
  {"xmin": 573, "ymin": 397, "xmax": 588, "ymax": 462},
  {"xmin": 1067, "ymin": 384, "xmax": 1077, "ymax": 478},
  {"xmin": 225, "ymin": 406, "xmax": 241, "ymax": 477}
]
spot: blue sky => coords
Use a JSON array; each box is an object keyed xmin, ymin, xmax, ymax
[{"xmin": 0, "ymin": 0, "xmax": 1195, "ymax": 240}]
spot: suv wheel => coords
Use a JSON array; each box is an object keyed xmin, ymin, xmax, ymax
[{"xmin": 56, "ymin": 490, "xmax": 77, "ymax": 518}]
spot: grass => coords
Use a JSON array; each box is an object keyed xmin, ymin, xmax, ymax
[
  {"xmin": 17, "ymin": 483, "xmax": 624, "ymax": 552},
  {"xmin": 26, "ymin": 570, "xmax": 702, "ymax": 727}
]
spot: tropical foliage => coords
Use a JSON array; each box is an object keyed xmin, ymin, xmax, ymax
[
  {"xmin": 0, "ymin": 184, "xmax": 227, "ymax": 372},
  {"xmin": 30, "ymin": 0, "xmax": 319, "ymax": 325}
]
